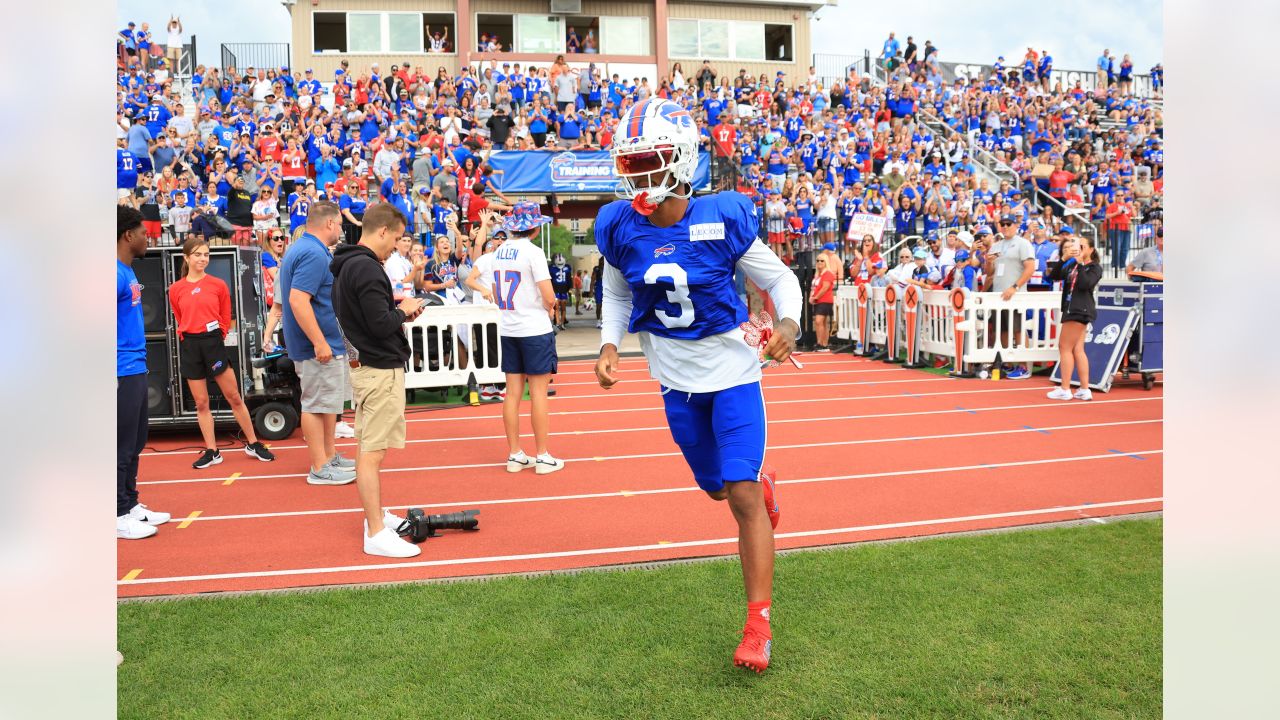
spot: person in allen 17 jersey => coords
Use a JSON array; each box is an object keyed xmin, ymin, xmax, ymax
[
  {"xmin": 549, "ymin": 253, "xmax": 573, "ymax": 330},
  {"xmin": 594, "ymin": 97, "xmax": 802, "ymax": 673}
]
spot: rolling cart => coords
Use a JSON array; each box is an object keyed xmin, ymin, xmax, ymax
[{"xmin": 1097, "ymin": 281, "xmax": 1163, "ymax": 390}]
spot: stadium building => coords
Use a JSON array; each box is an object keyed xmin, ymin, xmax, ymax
[{"xmin": 285, "ymin": 0, "xmax": 836, "ymax": 82}]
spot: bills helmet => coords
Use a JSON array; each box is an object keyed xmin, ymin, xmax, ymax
[{"xmin": 611, "ymin": 98, "xmax": 700, "ymax": 210}]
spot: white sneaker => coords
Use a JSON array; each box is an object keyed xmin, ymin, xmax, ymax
[
  {"xmin": 366, "ymin": 510, "xmax": 405, "ymax": 534},
  {"xmin": 535, "ymin": 453, "xmax": 565, "ymax": 475},
  {"xmin": 334, "ymin": 421, "xmax": 356, "ymax": 438},
  {"xmin": 507, "ymin": 451, "xmax": 534, "ymax": 473},
  {"xmin": 129, "ymin": 503, "xmax": 171, "ymax": 525},
  {"xmin": 1046, "ymin": 387, "xmax": 1074, "ymax": 401},
  {"xmin": 363, "ymin": 526, "xmax": 420, "ymax": 558},
  {"xmin": 1074, "ymin": 388, "xmax": 1093, "ymax": 401},
  {"xmin": 117, "ymin": 515, "xmax": 157, "ymax": 540}
]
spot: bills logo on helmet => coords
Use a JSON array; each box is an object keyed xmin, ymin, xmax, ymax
[
  {"xmin": 657, "ymin": 103, "xmax": 694, "ymax": 130},
  {"xmin": 654, "ymin": 243, "xmax": 675, "ymax": 258}
]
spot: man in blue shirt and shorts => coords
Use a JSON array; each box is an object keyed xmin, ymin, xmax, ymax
[{"xmin": 280, "ymin": 201, "xmax": 357, "ymax": 485}]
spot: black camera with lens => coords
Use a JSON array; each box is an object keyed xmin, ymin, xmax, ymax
[{"xmin": 398, "ymin": 508, "xmax": 481, "ymax": 543}]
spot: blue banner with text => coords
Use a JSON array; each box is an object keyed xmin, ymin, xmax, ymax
[{"xmin": 486, "ymin": 150, "xmax": 712, "ymax": 194}]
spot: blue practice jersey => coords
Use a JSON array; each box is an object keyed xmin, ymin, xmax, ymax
[
  {"xmin": 595, "ymin": 192, "xmax": 758, "ymax": 342},
  {"xmin": 550, "ymin": 263, "xmax": 572, "ymax": 288}
]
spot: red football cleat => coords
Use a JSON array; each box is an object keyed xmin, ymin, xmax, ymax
[
  {"xmin": 760, "ymin": 467, "xmax": 780, "ymax": 530},
  {"xmin": 733, "ymin": 626, "xmax": 773, "ymax": 673}
]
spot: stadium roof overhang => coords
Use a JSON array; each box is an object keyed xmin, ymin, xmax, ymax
[{"xmin": 676, "ymin": 0, "xmax": 837, "ymax": 12}]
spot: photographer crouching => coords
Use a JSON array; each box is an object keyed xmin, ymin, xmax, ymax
[{"xmin": 331, "ymin": 203, "xmax": 426, "ymax": 558}]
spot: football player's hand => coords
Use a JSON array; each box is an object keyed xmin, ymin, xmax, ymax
[
  {"xmin": 595, "ymin": 344, "xmax": 620, "ymax": 390},
  {"xmin": 765, "ymin": 318, "xmax": 799, "ymax": 365}
]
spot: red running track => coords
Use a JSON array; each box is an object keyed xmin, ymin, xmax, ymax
[{"xmin": 119, "ymin": 355, "xmax": 1163, "ymax": 597}]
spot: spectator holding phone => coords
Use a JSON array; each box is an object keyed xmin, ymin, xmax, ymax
[
  {"xmin": 809, "ymin": 256, "xmax": 836, "ymax": 351},
  {"xmin": 1046, "ymin": 234, "xmax": 1102, "ymax": 401},
  {"xmin": 331, "ymin": 203, "xmax": 426, "ymax": 558}
]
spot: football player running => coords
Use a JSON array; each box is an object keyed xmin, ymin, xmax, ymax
[{"xmin": 594, "ymin": 98, "xmax": 802, "ymax": 673}]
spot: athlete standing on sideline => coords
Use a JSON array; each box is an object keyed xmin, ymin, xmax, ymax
[
  {"xmin": 490, "ymin": 203, "xmax": 564, "ymax": 474},
  {"xmin": 117, "ymin": 206, "xmax": 171, "ymax": 539},
  {"xmin": 594, "ymin": 98, "xmax": 801, "ymax": 673}
]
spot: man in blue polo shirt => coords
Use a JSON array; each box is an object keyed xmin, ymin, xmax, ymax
[
  {"xmin": 280, "ymin": 200, "xmax": 357, "ymax": 486},
  {"xmin": 116, "ymin": 205, "xmax": 170, "ymax": 540}
]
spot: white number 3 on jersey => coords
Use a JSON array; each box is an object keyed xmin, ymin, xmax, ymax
[{"xmin": 644, "ymin": 263, "xmax": 695, "ymax": 329}]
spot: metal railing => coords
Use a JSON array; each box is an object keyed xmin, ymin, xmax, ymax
[
  {"xmin": 812, "ymin": 51, "xmax": 872, "ymax": 89},
  {"xmin": 221, "ymin": 43, "xmax": 291, "ymax": 74}
]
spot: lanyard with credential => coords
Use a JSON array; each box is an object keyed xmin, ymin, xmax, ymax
[{"xmin": 1064, "ymin": 258, "xmax": 1079, "ymax": 306}]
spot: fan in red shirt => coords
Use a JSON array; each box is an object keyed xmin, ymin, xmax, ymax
[
  {"xmin": 255, "ymin": 124, "xmax": 283, "ymax": 163},
  {"xmin": 712, "ymin": 118, "xmax": 737, "ymax": 158},
  {"xmin": 168, "ymin": 238, "xmax": 274, "ymax": 469},
  {"xmin": 809, "ymin": 255, "xmax": 837, "ymax": 351}
]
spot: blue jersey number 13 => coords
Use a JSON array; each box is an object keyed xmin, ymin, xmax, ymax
[{"xmin": 644, "ymin": 263, "xmax": 695, "ymax": 329}]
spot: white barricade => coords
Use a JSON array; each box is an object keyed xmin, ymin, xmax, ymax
[
  {"xmin": 834, "ymin": 285, "xmax": 859, "ymax": 341},
  {"xmin": 867, "ymin": 285, "xmax": 888, "ymax": 346},
  {"xmin": 918, "ymin": 289, "xmax": 958, "ymax": 358},
  {"xmin": 403, "ymin": 304, "xmax": 506, "ymax": 390},
  {"xmin": 962, "ymin": 291, "xmax": 1062, "ymax": 365}
]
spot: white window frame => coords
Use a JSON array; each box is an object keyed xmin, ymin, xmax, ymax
[
  {"xmin": 514, "ymin": 14, "xmax": 565, "ymax": 55},
  {"xmin": 310, "ymin": 11, "xmax": 457, "ymax": 55},
  {"xmin": 599, "ymin": 16, "xmax": 650, "ymax": 56},
  {"xmin": 667, "ymin": 19, "xmax": 795, "ymax": 62}
]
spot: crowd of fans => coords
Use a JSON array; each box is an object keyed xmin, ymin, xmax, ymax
[{"xmin": 116, "ymin": 17, "xmax": 1163, "ymax": 323}]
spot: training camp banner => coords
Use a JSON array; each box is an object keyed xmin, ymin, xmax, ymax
[
  {"xmin": 487, "ymin": 150, "xmax": 712, "ymax": 194},
  {"xmin": 933, "ymin": 61, "xmax": 1156, "ymax": 99}
]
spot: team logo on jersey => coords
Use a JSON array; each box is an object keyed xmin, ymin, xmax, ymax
[
  {"xmin": 654, "ymin": 243, "xmax": 675, "ymax": 258},
  {"xmin": 689, "ymin": 222, "xmax": 726, "ymax": 241}
]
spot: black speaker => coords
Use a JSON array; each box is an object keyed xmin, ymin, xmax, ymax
[
  {"xmin": 792, "ymin": 267, "xmax": 817, "ymax": 350},
  {"xmin": 145, "ymin": 339, "xmax": 175, "ymax": 418},
  {"xmin": 133, "ymin": 254, "xmax": 168, "ymax": 333}
]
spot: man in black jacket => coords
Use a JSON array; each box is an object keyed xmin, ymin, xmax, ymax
[{"xmin": 331, "ymin": 202, "xmax": 425, "ymax": 558}]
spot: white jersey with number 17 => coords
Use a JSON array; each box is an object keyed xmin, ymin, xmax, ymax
[{"xmin": 488, "ymin": 238, "xmax": 553, "ymax": 337}]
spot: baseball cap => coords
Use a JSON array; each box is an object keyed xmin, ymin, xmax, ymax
[
  {"xmin": 912, "ymin": 248, "xmax": 929, "ymax": 260},
  {"xmin": 342, "ymin": 158, "xmax": 353, "ymax": 166},
  {"xmin": 417, "ymin": 187, "xmax": 429, "ymax": 195},
  {"xmin": 998, "ymin": 213, "xmax": 1017, "ymax": 225},
  {"xmin": 975, "ymin": 226, "xmax": 992, "ymax": 237},
  {"xmin": 954, "ymin": 248, "xmax": 971, "ymax": 262}
]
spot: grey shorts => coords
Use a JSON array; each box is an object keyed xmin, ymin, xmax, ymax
[{"xmin": 294, "ymin": 357, "xmax": 349, "ymax": 414}]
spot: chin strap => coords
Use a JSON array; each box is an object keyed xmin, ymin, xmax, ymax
[{"xmin": 631, "ymin": 191, "xmax": 658, "ymax": 216}]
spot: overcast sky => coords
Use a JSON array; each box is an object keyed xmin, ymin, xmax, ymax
[{"xmin": 118, "ymin": 0, "xmax": 1162, "ymax": 74}]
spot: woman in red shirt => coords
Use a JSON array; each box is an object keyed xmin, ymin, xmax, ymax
[
  {"xmin": 169, "ymin": 238, "xmax": 275, "ymax": 469},
  {"xmin": 809, "ymin": 255, "xmax": 837, "ymax": 352},
  {"xmin": 280, "ymin": 137, "xmax": 308, "ymax": 198}
]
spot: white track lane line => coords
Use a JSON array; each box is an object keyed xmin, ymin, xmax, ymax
[
  {"xmin": 118, "ymin": 496, "xmax": 1163, "ymax": 586},
  {"xmin": 550, "ymin": 366, "xmax": 930, "ymax": 387},
  {"xmin": 540, "ymin": 376, "xmax": 956, "ymax": 401},
  {"xmin": 181, "ymin": 449, "xmax": 1164, "ymax": 524},
  {"xmin": 142, "ymin": 385, "xmax": 1163, "ymax": 452},
  {"xmin": 139, "ymin": 420, "xmax": 1162, "ymax": 486},
  {"xmin": 147, "ymin": 397, "xmax": 1160, "ymax": 456}
]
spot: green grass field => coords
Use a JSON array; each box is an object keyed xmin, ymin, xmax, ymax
[{"xmin": 118, "ymin": 518, "xmax": 1161, "ymax": 719}]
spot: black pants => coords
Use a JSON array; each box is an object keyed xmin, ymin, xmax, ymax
[{"xmin": 117, "ymin": 373, "xmax": 148, "ymax": 516}]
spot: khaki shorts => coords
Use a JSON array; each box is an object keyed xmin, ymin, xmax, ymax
[{"xmin": 350, "ymin": 365, "xmax": 406, "ymax": 452}]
